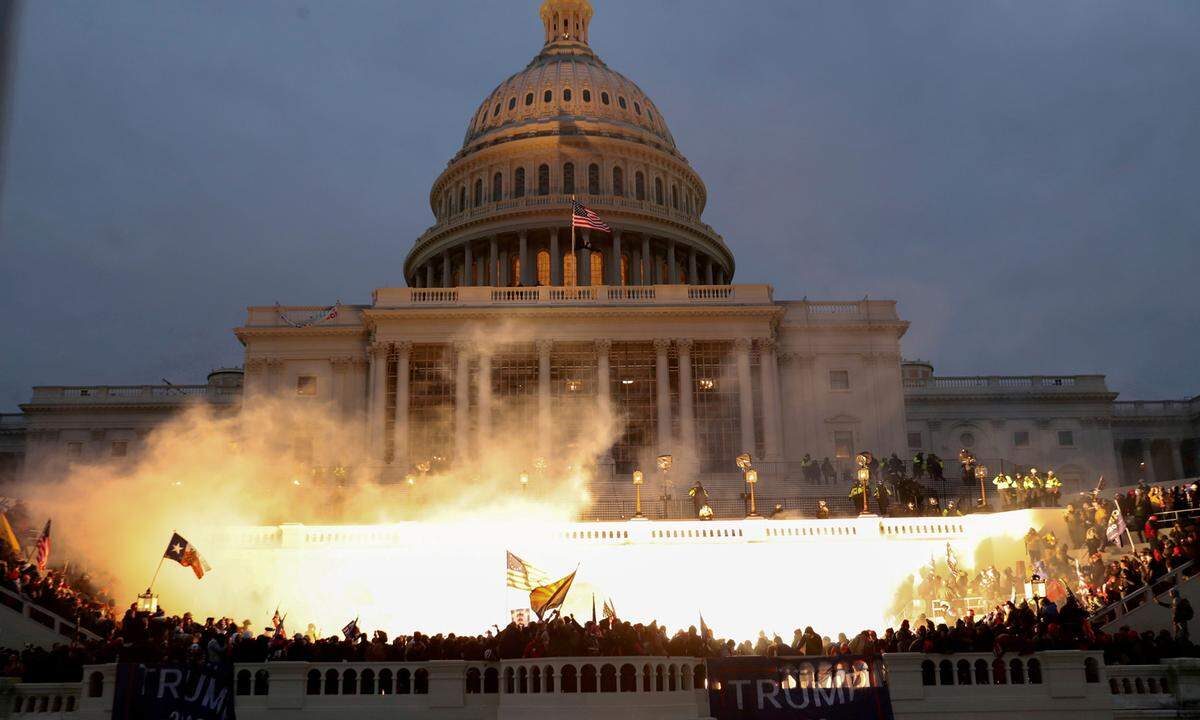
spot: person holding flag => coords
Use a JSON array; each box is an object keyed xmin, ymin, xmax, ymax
[
  {"xmin": 162, "ymin": 532, "xmax": 211, "ymax": 579},
  {"xmin": 342, "ymin": 617, "xmax": 362, "ymax": 641},
  {"xmin": 529, "ymin": 569, "xmax": 577, "ymax": 621}
]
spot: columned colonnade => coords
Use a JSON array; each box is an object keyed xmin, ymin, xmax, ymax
[
  {"xmin": 410, "ymin": 227, "xmax": 729, "ymax": 289},
  {"xmin": 364, "ymin": 336, "xmax": 783, "ymax": 472}
]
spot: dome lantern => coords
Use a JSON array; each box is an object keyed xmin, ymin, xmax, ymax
[{"xmin": 540, "ymin": 0, "xmax": 593, "ymax": 45}]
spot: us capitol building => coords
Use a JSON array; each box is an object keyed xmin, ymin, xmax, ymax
[{"xmin": 3, "ymin": 0, "xmax": 1197, "ymax": 502}]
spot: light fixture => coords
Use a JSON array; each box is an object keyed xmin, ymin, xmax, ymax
[
  {"xmin": 405, "ymin": 474, "xmax": 416, "ymax": 487},
  {"xmin": 566, "ymin": 379, "xmax": 581, "ymax": 392},
  {"xmin": 137, "ymin": 590, "xmax": 158, "ymax": 614},
  {"xmin": 745, "ymin": 469, "xmax": 758, "ymax": 484},
  {"xmin": 856, "ymin": 467, "xmax": 870, "ymax": 483},
  {"xmin": 698, "ymin": 378, "xmax": 715, "ymax": 390},
  {"xmin": 632, "ymin": 470, "xmax": 645, "ymax": 518},
  {"xmin": 621, "ymin": 378, "xmax": 634, "ymax": 385},
  {"xmin": 735, "ymin": 452, "xmax": 753, "ymax": 471},
  {"xmin": 519, "ymin": 472, "xmax": 529, "ymax": 489}
]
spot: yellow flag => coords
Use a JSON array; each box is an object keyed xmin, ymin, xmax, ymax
[
  {"xmin": 529, "ymin": 569, "xmax": 577, "ymax": 620},
  {"xmin": 0, "ymin": 513, "xmax": 20, "ymax": 555}
]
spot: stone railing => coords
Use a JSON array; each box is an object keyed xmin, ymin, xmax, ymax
[
  {"xmin": 369, "ymin": 284, "xmax": 772, "ymax": 309},
  {"xmin": 903, "ymin": 375, "xmax": 1111, "ymax": 394},
  {"xmin": 27, "ymin": 653, "xmax": 1200, "ymax": 719},
  {"xmin": 0, "ymin": 413, "xmax": 25, "ymax": 429},
  {"xmin": 0, "ymin": 585, "xmax": 101, "ymax": 644},
  {"xmin": 1113, "ymin": 400, "xmax": 1199, "ymax": 418},
  {"xmin": 413, "ymin": 193, "xmax": 727, "ymax": 251},
  {"xmin": 28, "ymin": 385, "xmax": 241, "ymax": 405}
]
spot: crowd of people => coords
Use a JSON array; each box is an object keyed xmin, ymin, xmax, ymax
[{"xmin": 1, "ymin": 482, "xmax": 1199, "ymax": 686}]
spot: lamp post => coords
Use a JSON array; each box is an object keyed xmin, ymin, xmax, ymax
[
  {"xmin": 855, "ymin": 451, "xmax": 873, "ymax": 515},
  {"xmin": 975, "ymin": 464, "xmax": 989, "ymax": 510},
  {"xmin": 519, "ymin": 471, "xmax": 529, "ymax": 493},
  {"xmin": 632, "ymin": 470, "xmax": 645, "ymax": 519},
  {"xmin": 745, "ymin": 468, "xmax": 760, "ymax": 517},
  {"xmin": 656, "ymin": 454, "xmax": 673, "ymax": 518}
]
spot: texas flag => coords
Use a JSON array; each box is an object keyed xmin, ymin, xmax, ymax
[{"xmin": 163, "ymin": 532, "xmax": 212, "ymax": 579}]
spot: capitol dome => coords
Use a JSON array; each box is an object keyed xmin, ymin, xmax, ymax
[{"xmin": 405, "ymin": 0, "xmax": 733, "ymax": 289}]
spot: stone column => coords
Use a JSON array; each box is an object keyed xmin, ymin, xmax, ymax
[
  {"xmin": 1140, "ymin": 439, "xmax": 1158, "ymax": 484},
  {"xmin": 705, "ymin": 258, "xmax": 714, "ymax": 285},
  {"xmin": 368, "ymin": 342, "xmax": 389, "ymax": 463},
  {"xmin": 641, "ymin": 235, "xmax": 652, "ymax": 285},
  {"xmin": 441, "ymin": 249, "xmax": 451, "ymax": 288},
  {"xmin": 610, "ymin": 231, "xmax": 622, "ymax": 285},
  {"xmin": 654, "ymin": 338, "xmax": 672, "ymax": 455},
  {"xmin": 550, "ymin": 229, "xmax": 562, "ymax": 286},
  {"xmin": 687, "ymin": 249, "xmax": 698, "ymax": 286},
  {"xmin": 489, "ymin": 236, "xmax": 499, "ymax": 287},
  {"xmin": 630, "ymin": 247, "xmax": 642, "ymax": 286},
  {"xmin": 425, "ymin": 263, "xmax": 434, "ymax": 289},
  {"xmin": 463, "ymin": 242, "xmax": 473, "ymax": 286},
  {"xmin": 499, "ymin": 249, "xmax": 509, "ymax": 286},
  {"xmin": 392, "ymin": 341, "xmax": 412, "ymax": 469},
  {"xmin": 596, "ymin": 339, "xmax": 612, "ymax": 417},
  {"xmin": 734, "ymin": 338, "xmax": 756, "ymax": 456},
  {"xmin": 652, "ymin": 250, "xmax": 663, "ymax": 284},
  {"xmin": 578, "ymin": 230, "xmax": 591, "ymax": 286},
  {"xmin": 1169, "ymin": 439, "xmax": 1185, "ymax": 482},
  {"xmin": 454, "ymin": 342, "xmax": 471, "ymax": 460},
  {"xmin": 331, "ymin": 357, "xmax": 349, "ymax": 417},
  {"xmin": 676, "ymin": 339, "xmax": 695, "ymax": 453},
  {"xmin": 477, "ymin": 351, "xmax": 493, "ymax": 449},
  {"xmin": 537, "ymin": 340, "xmax": 552, "ymax": 454},
  {"xmin": 667, "ymin": 239, "xmax": 677, "ymax": 284},
  {"xmin": 759, "ymin": 338, "xmax": 783, "ymax": 461},
  {"xmin": 518, "ymin": 230, "xmax": 529, "ymax": 286}
]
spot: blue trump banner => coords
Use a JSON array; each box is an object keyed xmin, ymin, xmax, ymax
[
  {"xmin": 113, "ymin": 662, "xmax": 236, "ymax": 720},
  {"xmin": 707, "ymin": 655, "xmax": 894, "ymax": 720}
]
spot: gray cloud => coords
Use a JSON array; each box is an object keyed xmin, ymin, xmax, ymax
[{"xmin": 2, "ymin": 0, "xmax": 1198, "ymax": 410}]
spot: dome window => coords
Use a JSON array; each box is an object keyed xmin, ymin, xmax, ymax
[
  {"xmin": 612, "ymin": 167, "xmax": 624, "ymax": 197},
  {"xmin": 508, "ymin": 97, "xmax": 516, "ymax": 111},
  {"xmin": 647, "ymin": 109, "xmax": 653, "ymax": 121},
  {"xmin": 514, "ymin": 167, "xmax": 526, "ymax": 198},
  {"xmin": 635, "ymin": 172, "xmax": 645, "ymax": 201},
  {"xmin": 563, "ymin": 162, "xmax": 575, "ymax": 194},
  {"xmin": 537, "ymin": 164, "xmax": 550, "ymax": 196},
  {"xmin": 618, "ymin": 96, "xmax": 627, "ymax": 109},
  {"xmin": 582, "ymin": 89, "xmax": 591, "ymax": 102},
  {"xmin": 654, "ymin": 178, "xmax": 664, "ymax": 205},
  {"xmin": 493, "ymin": 103, "xmax": 500, "ymax": 117},
  {"xmin": 492, "ymin": 172, "xmax": 503, "ymax": 202},
  {"xmin": 525, "ymin": 93, "xmax": 534, "ymax": 106},
  {"xmin": 588, "ymin": 163, "xmax": 600, "ymax": 195},
  {"xmin": 473, "ymin": 179, "xmax": 483, "ymax": 206},
  {"xmin": 544, "ymin": 89, "xmax": 552, "ymax": 103},
  {"xmin": 563, "ymin": 88, "xmax": 572, "ymax": 102},
  {"xmin": 601, "ymin": 92, "xmax": 610, "ymax": 105},
  {"xmin": 634, "ymin": 101, "xmax": 641, "ymax": 115}
]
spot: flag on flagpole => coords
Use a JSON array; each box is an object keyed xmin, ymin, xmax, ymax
[
  {"xmin": 700, "ymin": 613, "xmax": 711, "ymax": 640},
  {"xmin": 34, "ymin": 520, "xmax": 51, "ymax": 573},
  {"xmin": 0, "ymin": 512, "xmax": 21, "ymax": 556},
  {"xmin": 342, "ymin": 617, "xmax": 361, "ymax": 640},
  {"xmin": 571, "ymin": 199, "xmax": 611, "ymax": 233},
  {"xmin": 591, "ymin": 593, "xmax": 597, "ymax": 624},
  {"xmin": 163, "ymin": 532, "xmax": 211, "ymax": 579},
  {"xmin": 945, "ymin": 542, "xmax": 961, "ymax": 579},
  {"xmin": 506, "ymin": 550, "xmax": 550, "ymax": 591},
  {"xmin": 530, "ymin": 569, "xmax": 577, "ymax": 620},
  {"xmin": 1106, "ymin": 508, "xmax": 1128, "ymax": 546},
  {"xmin": 602, "ymin": 598, "xmax": 617, "ymax": 622}
]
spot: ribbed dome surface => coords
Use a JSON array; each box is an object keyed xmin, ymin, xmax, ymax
[{"xmin": 461, "ymin": 42, "xmax": 677, "ymax": 154}]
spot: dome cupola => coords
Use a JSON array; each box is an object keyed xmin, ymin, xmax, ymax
[{"xmin": 540, "ymin": 0, "xmax": 593, "ymax": 45}]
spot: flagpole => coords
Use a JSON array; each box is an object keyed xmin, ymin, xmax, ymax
[
  {"xmin": 147, "ymin": 556, "xmax": 166, "ymax": 593},
  {"xmin": 569, "ymin": 195, "xmax": 576, "ymax": 285}
]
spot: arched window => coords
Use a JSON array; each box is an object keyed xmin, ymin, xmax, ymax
[
  {"xmin": 634, "ymin": 101, "xmax": 641, "ymax": 115},
  {"xmin": 620, "ymin": 664, "xmax": 637, "ymax": 692},
  {"xmin": 492, "ymin": 172, "xmax": 503, "ymax": 201},
  {"xmin": 563, "ymin": 162, "xmax": 575, "ymax": 194},
  {"xmin": 379, "ymin": 669, "xmax": 393, "ymax": 694},
  {"xmin": 612, "ymin": 167, "xmax": 624, "ymax": 196},
  {"xmin": 561, "ymin": 665, "xmax": 578, "ymax": 693},
  {"xmin": 601, "ymin": 91, "xmax": 610, "ymax": 105},
  {"xmin": 581, "ymin": 665, "xmax": 597, "ymax": 693},
  {"xmin": 510, "ymin": 255, "xmax": 521, "ymax": 286},
  {"xmin": 473, "ymin": 178, "xmax": 483, "ymax": 206},
  {"xmin": 588, "ymin": 163, "xmax": 600, "ymax": 194},
  {"xmin": 647, "ymin": 108, "xmax": 654, "ymax": 121},
  {"xmin": 938, "ymin": 660, "xmax": 953, "ymax": 686},
  {"xmin": 635, "ymin": 171, "xmax": 645, "ymax": 200},
  {"xmin": 342, "ymin": 670, "xmax": 358, "ymax": 695},
  {"xmin": 538, "ymin": 164, "xmax": 550, "ymax": 195},
  {"xmin": 537, "ymin": 250, "xmax": 551, "ymax": 286},
  {"xmin": 458, "ymin": 186, "xmax": 466, "ymax": 212},
  {"xmin": 361, "ymin": 669, "xmax": 376, "ymax": 695},
  {"xmin": 582, "ymin": 89, "xmax": 591, "ymax": 102},
  {"xmin": 991, "ymin": 659, "xmax": 1007, "ymax": 684},
  {"xmin": 397, "ymin": 669, "xmax": 412, "ymax": 694},
  {"xmin": 563, "ymin": 88, "xmax": 572, "ymax": 102},
  {"xmin": 525, "ymin": 92, "xmax": 534, "ymax": 106},
  {"xmin": 920, "ymin": 661, "xmax": 935, "ymax": 686},
  {"xmin": 508, "ymin": 97, "xmax": 516, "ymax": 110},
  {"xmin": 466, "ymin": 668, "xmax": 481, "ymax": 694},
  {"xmin": 306, "ymin": 670, "xmax": 321, "ymax": 695},
  {"xmin": 514, "ymin": 167, "xmax": 526, "ymax": 198},
  {"xmin": 563, "ymin": 253, "xmax": 577, "ymax": 287},
  {"xmin": 236, "ymin": 670, "xmax": 251, "ymax": 696},
  {"xmin": 492, "ymin": 103, "xmax": 500, "ymax": 117},
  {"xmin": 254, "ymin": 669, "xmax": 270, "ymax": 696},
  {"xmin": 544, "ymin": 89, "xmax": 552, "ymax": 103},
  {"xmin": 324, "ymin": 670, "xmax": 339, "ymax": 695},
  {"xmin": 415, "ymin": 669, "xmax": 429, "ymax": 694},
  {"xmin": 654, "ymin": 177, "xmax": 664, "ymax": 205},
  {"xmin": 686, "ymin": 191, "xmax": 692, "ymax": 213},
  {"xmin": 1027, "ymin": 659, "xmax": 1042, "ymax": 685},
  {"xmin": 600, "ymin": 665, "xmax": 617, "ymax": 692},
  {"xmin": 618, "ymin": 96, "xmax": 627, "ymax": 109},
  {"xmin": 671, "ymin": 184, "xmax": 679, "ymax": 209},
  {"xmin": 590, "ymin": 252, "xmax": 604, "ymax": 285}
]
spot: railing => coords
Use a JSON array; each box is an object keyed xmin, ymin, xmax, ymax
[
  {"xmin": 28, "ymin": 385, "xmax": 241, "ymax": 404},
  {"xmin": 10, "ymin": 682, "xmax": 79, "ymax": 716},
  {"xmin": 0, "ymin": 413, "xmax": 26, "ymax": 429},
  {"xmin": 413, "ymin": 193, "xmax": 727, "ymax": 252},
  {"xmin": 0, "ymin": 585, "xmax": 101, "ymax": 642},
  {"xmin": 368, "ymin": 284, "xmax": 773, "ymax": 309},
  {"xmin": 1089, "ymin": 559, "xmax": 1198, "ymax": 628},
  {"xmin": 903, "ymin": 375, "xmax": 1110, "ymax": 393},
  {"xmin": 1113, "ymin": 399, "xmax": 1199, "ymax": 418}
]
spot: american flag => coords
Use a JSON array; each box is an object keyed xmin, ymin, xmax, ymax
[
  {"xmin": 34, "ymin": 520, "xmax": 51, "ymax": 573},
  {"xmin": 571, "ymin": 200, "xmax": 610, "ymax": 232},
  {"xmin": 506, "ymin": 550, "xmax": 550, "ymax": 591}
]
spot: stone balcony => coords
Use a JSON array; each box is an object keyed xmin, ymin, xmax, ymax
[
  {"xmin": 25, "ymin": 385, "xmax": 241, "ymax": 406},
  {"xmin": 904, "ymin": 374, "xmax": 1113, "ymax": 398},
  {"xmin": 1113, "ymin": 399, "xmax": 1200, "ymax": 419}
]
